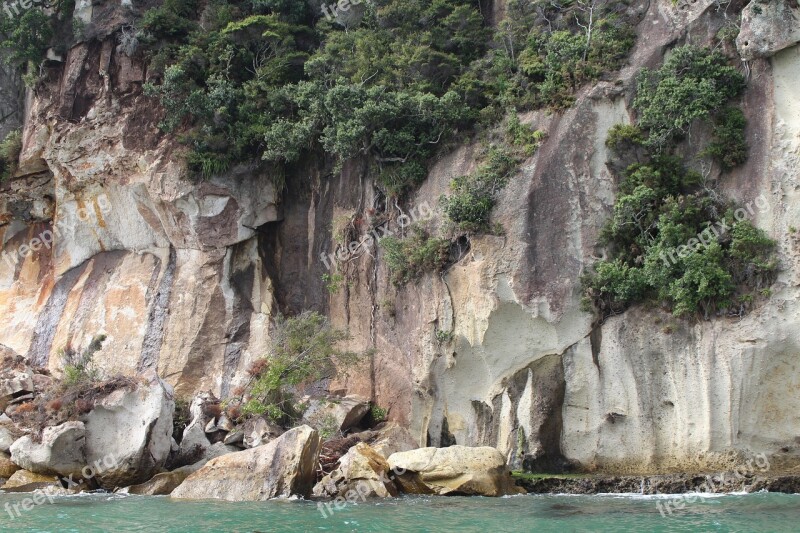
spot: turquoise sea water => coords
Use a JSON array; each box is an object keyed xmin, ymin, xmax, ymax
[{"xmin": 1, "ymin": 492, "xmax": 798, "ymax": 532}]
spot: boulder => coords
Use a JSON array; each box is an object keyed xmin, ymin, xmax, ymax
[
  {"xmin": 10, "ymin": 421, "xmax": 86, "ymax": 477},
  {"xmin": 171, "ymin": 425, "xmax": 321, "ymax": 501},
  {"xmin": 124, "ymin": 460, "xmax": 207, "ymax": 496},
  {"xmin": 369, "ymin": 423, "xmax": 419, "ymax": 459},
  {"xmin": 216, "ymin": 414, "xmax": 235, "ymax": 433},
  {"xmin": 737, "ymin": 0, "xmax": 800, "ymax": 60},
  {"xmin": 0, "ymin": 423, "xmax": 18, "ymax": 452},
  {"xmin": 223, "ymin": 429, "xmax": 244, "ymax": 446},
  {"xmin": 1, "ymin": 469, "xmax": 60, "ymax": 492},
  {"xmin": 175, "ymin": 392, "xmax": 238, "ymax": 463},
  {"xmin": 242, "ymin": 416, "xmax": 284, "ymax": 448},
  {"xmin": 31, "ymin": 372, "xmax": 54, "ymax": 393},
  {"xmin": 303, "ymin": 395, "xmax": 370, "ymax": 433},
  {"xmin": 81, "ymin": 374, "xmax": 174, "ymax": 488},
  {"xmin": 387, "ymin": 446, "xmax": 524, "ymax": 497},
  {"xmin": 314, "ymin": 442, "xmax": 398, "ymax": 499},
  {"xmin": 0, "ymin": 452, "xmax": 20, "ymax": 478},
  {"xmin": 0, "ymin": 366, "xmax": 34, "ymax": 411}
]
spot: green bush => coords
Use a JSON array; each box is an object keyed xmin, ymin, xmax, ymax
[
  {"xmin": 633, "ymin": 46, "xmax": 745, "ymax": 149},
  {"xmin": 140, "ymin": 0, "xmax": 635, "ymax": 197},
  {"xmin": 0, "ymin": 8, "xmax": 54, "ymax": 66},
  {"xmin": 380, "ymin": 227, "xmax": 450, "ymax": 285},
  {"xmin": 585, "ymin": 160, "xmax": 776, "ymax": 318},
  {"xmin": 442, "ymin": 145, "xmax": 522, "ymax": 230},
  {"xmin": 369, "ymin": 404, "xmax": 387, "ymax": 423},
  {"xmin": 498, "ymin": 0, "xmax": 636, "ymax": 110},
  {"xmin": 605, "ymin": 124, "xmax": 644, "ymax": 151},
  {"xmin": 140, "ymin": 0, "xmax": 198, "ymax": 40},
  {"xmin": 704, "ymin": 107, "xmax": 748, "ymax": 170},
  {"xmin": 0, "ymin": 129, "xmax": 22, "ymax": 181},
  {"xmin": 586, "ymin": 46, "xmax": 769, "ymax": 319},
  {"xmin": 60, "ymin": 335, "xmax": 106, "ymax": 387},
  {"xmin": 238, "ymin": 312, "xmax": 366, "ymax": 423}
]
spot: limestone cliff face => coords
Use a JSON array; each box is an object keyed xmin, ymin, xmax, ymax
[{"xmin": 2, "ymin": 0, "xmax": 799, "ymax": 474}]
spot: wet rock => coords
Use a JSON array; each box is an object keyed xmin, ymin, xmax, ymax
[
  {"xmin": 171, "ymin": 425, "xmax": 321, "ymax": 501},
  {"xmin": 0, "ymin": 452, "xmax": 20, "ymax": 478},
  {"xmin": 1, "ymin": 470, "xmax": 61, "ymax": 492},
  {"xmin": 313, "ymin": 442, "xmax": 398, "ymax": 498},
  {"xmin": 124, "ymin": 461, "xmax": 207, "ymax": 496},
  {"xmin": 10, "ymin": 421, "xmax": 86, "ymax": 477},
  {"xmin": 388, "ymin": 446, "xmax": 523, "ymax": 496}
]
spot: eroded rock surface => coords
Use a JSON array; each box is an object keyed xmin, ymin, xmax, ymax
[
  {"xmin": 737, "ymin": 0, "xmax": 800, "ymax": 60},
  {"xmin": 314, "ymin": 442, "xmax": 398, "ymax": 498},
  {"xmin": 81, "ymin": 375, "xmax": 174, "ymax": 487},
  {"xmin": 388, "ymin": 446, "xmax": 522, "ymax": 497},
  {"xmin": 10, "ymin": 421, "xmax": 86, "ymax": 477},
  {"xmin": 171, "ymin": 425, "xmax": 321, "ymax": 501}
]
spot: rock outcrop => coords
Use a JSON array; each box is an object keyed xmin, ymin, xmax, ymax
[
  {"xmin": 0, "ymin": 452, "xmax": 20, "ymax": 478},
  {"xmin": 242, "ymin": 416, "xmax": 284, "ymax": 449},
  {"xmin": 1, "ymin": 470, "xmax": 60, "ymax": 492},
  {"xmin": 171, "ymin": 425, "xmax": 321, "ymax": 501},
  {"xmin": 123, "ymin": 460, "xmax": 206, "ymax": 496},
  {"xmin": 737, "ymin": 0, "xmax": 800, "ymax": 60},
  {"xmin": 10, "ymin": 421, "xmax": 86, "ymax": 477},
  {"xmin": 365, "ymin": 423, "xmax": 419, "ymax": 459},
  {"xmin": 81, "ymin": 375, "xmax": 174, "ymax": 487},
  {"xmin": 388, "ymin": 446, "xmax": 523, "ymax": 497},
  {"xmin": 314, "ymin": 442, "xmax": 398, "ymax": 498},
  {"xmin": 175, "ymin": 392, "xmax": 238, "ymax": 464},
  {"xmin": 302, "ymin": 396, "xmax": 370, "ymax": 433},
  {"xmin": 0, "ymin": 423, "xmax": 17, "ymax": 453},
  {"xmin": 1, "ymin": 0, "xmax": 799, "ymax": 479}
]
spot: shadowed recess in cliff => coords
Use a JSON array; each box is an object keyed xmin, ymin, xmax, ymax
[
  {"xmin": 472, "ymin": 354, "xmax": 569, "ymax": 472},
  {"xmin": 138, "ymin": 247, "xmax": 176, "ymax": 373},
  {"xmin": 219, "ymin": 239, "xmax": 267, "ymax": 398},
  {"xmin": 28, "ymin": 262, "xmax": 90, "ymax": 366}
]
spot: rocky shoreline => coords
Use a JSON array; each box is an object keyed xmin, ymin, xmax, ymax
[
  {"xmin": 3, "ymin": 354, "xmax": 799, "ymax": 502},
  {"xmin": 514, "ymin": 473, "xmax": 800, "ymax": 495}
]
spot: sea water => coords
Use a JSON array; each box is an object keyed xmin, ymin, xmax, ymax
[{"xmin": 1, "ymin": 491, "xmax": 798, "ymax": 532}]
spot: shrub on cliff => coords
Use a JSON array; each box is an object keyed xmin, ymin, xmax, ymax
[
  {"xmin": 584, "ymin": 45, "xmax": 772, "ymax": 320},
  {"xmin": 380, "ymin": 228, "xmax": 451, "ymax": 285},
  {"xmin": 237, "ymin": 312, "xmax": 367, "ymax": 424},
  {"xmin": 442, "ymin": 141, "xmax": 540, "ymax": 231},
  {"xmin": 0, "ymin": 8, "xmax": 53, "ymax": 67},
  {"xmin": 584, "ymin": 149, "xmax": 776, "ymax": 319},
  {"xmin": 0, "ymin": 129, "xmax": 22, "ymax": 181},
  {"xmin": 633, "ymin": 45, "xmax": 745, "ymax": 150}
]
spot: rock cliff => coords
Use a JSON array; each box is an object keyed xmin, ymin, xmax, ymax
[{"xmin": 1, "ymin": 0, "xmax": 799, "ymax": 475}]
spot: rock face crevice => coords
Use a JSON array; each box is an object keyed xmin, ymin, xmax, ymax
[{"xmin": 1, "ymin": 0, "xmax": 800, "ymax": 475}]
